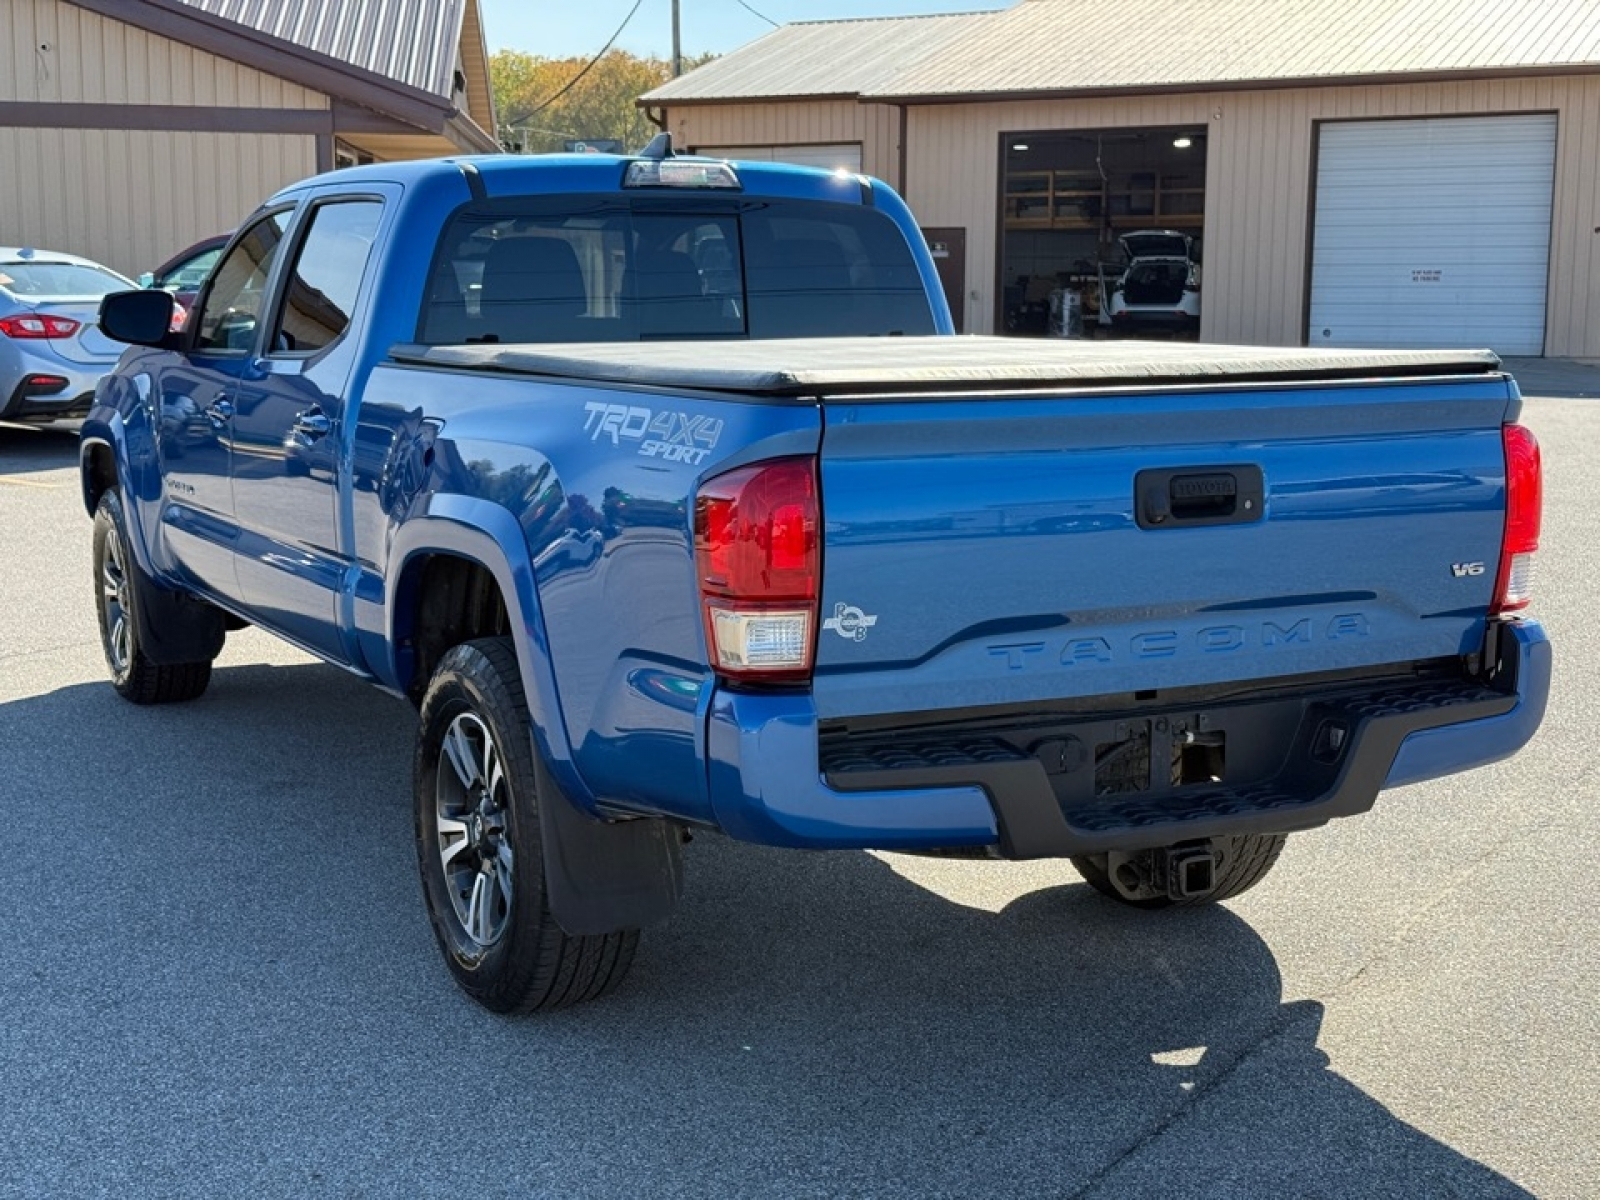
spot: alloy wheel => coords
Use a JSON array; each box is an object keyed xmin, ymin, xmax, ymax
[
  {"xmin": 100, "ymin": 527, "xmax": 133, "ymax": 678},
  {"xmin": 434, "ymin": 711, "xmax": 514, "ymax": 947}
]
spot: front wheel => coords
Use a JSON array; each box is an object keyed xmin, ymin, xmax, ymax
[
  {"xmin": 414, "ymin": 637, "xmax": 637, "ymax": 1013},
  {"xmin": 92, "ymin": 490, "xmax": 213, "ymax": 704}
]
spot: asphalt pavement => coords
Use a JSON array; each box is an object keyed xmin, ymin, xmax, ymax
[{"xmin": 1, "ymin": 367, "xmax": 1595, "ymax": 1198}]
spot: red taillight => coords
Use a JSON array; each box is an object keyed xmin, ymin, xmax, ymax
[
  {"xmin": 694, "ymin": 457, "xmax": 820, "ymax": 683},
  {"xmin": 168, "ymin": 301, "xmax": 189, "ymax": 334},
  {"xmin": 1493, "ymin": 423, "xmax": 1542, "ymax": 614},
  {"xmin": 0, "ymin": 314, "xmax": 81, "ymax": 339}
]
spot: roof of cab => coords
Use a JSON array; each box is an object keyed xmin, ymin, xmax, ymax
[{"xmin": 266, "ymin": 152, "xmax": 873, "ymax": 206}]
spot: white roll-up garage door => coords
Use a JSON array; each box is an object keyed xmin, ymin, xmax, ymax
[
  {"xmin": 694, "ymin": 144, "xmax": 863, "ymax": 173},
  {"xmin": 1308, "ymin": 115, "xmax": 1556, "ymax": 356}
]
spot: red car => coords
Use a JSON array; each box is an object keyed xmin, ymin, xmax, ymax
[{"xmin": 139, "ymin": 233, "xmax": 229, "ymax": 311}]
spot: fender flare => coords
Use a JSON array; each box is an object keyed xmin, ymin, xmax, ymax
[
  {"xmin": 82, "ymin": 422, "xmax": 225, "ymax": 666},
  {"xmin": 81, "ymin": 399, "xmax": 165, "ymax": 582},
  {"xmin": 387, "ymin": 495, "xmax": 586, "ymax": 802}
]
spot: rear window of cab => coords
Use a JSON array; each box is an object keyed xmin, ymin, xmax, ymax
[{"xmin": 418, "ymin": 195, "xmax": 936, "ymax": 345}]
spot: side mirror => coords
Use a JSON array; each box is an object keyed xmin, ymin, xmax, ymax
[
  {"xmin": 100, "ymin": 289, "xmax": 176, "ymax": 347},
  {"xmin": 136, "ymin": 271, "xmax": 155, "ymax": 288}
]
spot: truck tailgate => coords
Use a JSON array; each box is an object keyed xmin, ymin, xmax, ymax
[{"xmin": 813, "ymin": 375, "xmax": 1516, "ymax": 720}]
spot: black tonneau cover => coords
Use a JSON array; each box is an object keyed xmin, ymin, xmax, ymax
[{"xmin": 391, "ymin": 335, "xmax": 1502, "ymax": 397}]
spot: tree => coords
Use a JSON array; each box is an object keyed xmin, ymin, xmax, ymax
[{"xmin": 492, "ymin": 50, "xmax": 715, "ymax": 156}]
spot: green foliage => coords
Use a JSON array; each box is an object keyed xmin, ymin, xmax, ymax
[{"xmin": 492, "ymin": 50, "xmax": 716, "ymax": 156}]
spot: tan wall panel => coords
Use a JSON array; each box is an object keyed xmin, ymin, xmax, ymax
[
  {"xmin": 665, "ymin": 101, "xmax": 901, "ymax": 187},
  {"xmin": 907, "ymin": 77, "xmax": 1600, "ymax": 354},
  {"xmin": 1547, "ymin": 78, "xmax": 1600, "ymax": 357},
  {"xmin": 2, "ymin": 0, "xmax": 325, "ymax": 108},
  {"xmin": 0, "ymin": 128, "xmax": 317, "ymax": 276}
]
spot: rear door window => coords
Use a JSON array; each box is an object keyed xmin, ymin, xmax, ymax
[{"xmin": 268, "ymin": 199, "xmax": 383, "ymax": 354}]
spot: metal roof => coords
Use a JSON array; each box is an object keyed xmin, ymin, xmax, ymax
[
  {"xmin": 873, "ymin": 0, "xmax": 1600, "ymax": 101},
  {"xmin": 643, "ymin": 0, "xmax": 1600, "ymax": 107},
  {"xmin": 58, "ymin": 0, "xmax": 498, "ymax": 152},
  {"xmin": 640, "ymin": 12, "xmax": 991, "ymax": 103},
  {"xmin": 174, "ymin": 0, "xmax": 467, "ymax": 102}
]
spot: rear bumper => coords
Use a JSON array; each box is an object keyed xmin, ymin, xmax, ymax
[
  {"xmin": 3, "ymin": 383, "xmax": 96, "ymax": 422},
  {"xmin": 1382, "ymin": 620, "xmax": 1550, "ymax": 787},
  {"xmin": 704, "ymin": 619, "xmax": 1550, "ymax": 856},
  {"xmin": 2, "ymin": 353, "xmax": 106, "ymax": 422},
  {"xmin": 706, "ymin": 692, "xmax": 1000, "ymax": 851},
  {"xmin": 1110, "ymin": 308, "xmax": 1199, "ymax": 332}
]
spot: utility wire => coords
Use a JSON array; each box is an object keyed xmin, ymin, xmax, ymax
[
  {"xmin": 732, "ymin": 0, "xmax": 779, "ymax": 27},
  {"xmin": 504, "ymin": 0, "xmax": 647, "ymax": 124}
]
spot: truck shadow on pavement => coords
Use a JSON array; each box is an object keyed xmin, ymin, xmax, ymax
[
  {"xmin": 628, "ymin": 838, "xmax": 1533, "ymax": 1199},
  {"xmin": 1, "ymin": 657, "xmax": 1532, "ymax": 1199}
]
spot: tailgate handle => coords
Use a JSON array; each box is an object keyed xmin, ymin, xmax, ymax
[{"xmin": 1137, "ymin": 465, "xmax": 1264, "ymax": 529}]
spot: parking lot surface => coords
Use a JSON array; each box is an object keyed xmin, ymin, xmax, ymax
[{"xmin": 1, "ymin": 375, "xmax": 1595, "ymax": 1198}]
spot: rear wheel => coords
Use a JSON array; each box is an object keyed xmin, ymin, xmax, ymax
[
  {"xmin": 92, "ymin": 490, "xmax": 213, "ymax": 704},
  {"xmin": 1071, "ymin": 833, "xmax": 1287, "ymax": 909},
  {"xmin": 414, "ymin": 637, "xmax": 637, "ymax": 1013}
]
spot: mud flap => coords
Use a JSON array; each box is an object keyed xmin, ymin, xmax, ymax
[
  {"xmin": 128, "ymin": 567, "xmax": 226, "ymax": 665},
  {"xmin": 534, "ymin": 752, "xmax": 684, "ymax": 936}
]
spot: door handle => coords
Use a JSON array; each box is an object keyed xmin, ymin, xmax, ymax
[
  {"xmin": 292, "ymin": 410, "xmax": 332, "ymax": 439},
  {"xmin": 1135, "ymin": 465, "xmax": 1265, "ymax": 529},
  {"xmin": 203, "ymin": 398, "xmax": 234, "ymax": 425}
]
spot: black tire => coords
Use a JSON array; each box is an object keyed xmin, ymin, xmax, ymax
[
  {"xmin": 414, "ymin": 637, "xmax": 638, "ymax": 1013},
  {"xmin": 1071, "ymin": 833, "xmax": 1287, "ymax": 909},
  {"xmin": 92, "ymin": 490, "xmax": 213, "ymax": 704}
]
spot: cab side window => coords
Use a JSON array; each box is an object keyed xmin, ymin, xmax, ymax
[
  {"xmin": 194, "ymin": 211, "xmax": 292, "ymax": 353},
  {"xmin": 270, "ymin": 200, "xmax": 383, "ymax": 354}
]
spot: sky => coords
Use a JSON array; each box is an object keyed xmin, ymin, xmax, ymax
[{"xmin": 478, "ymin": 0, "xmax": 1011, "ymax": 60}]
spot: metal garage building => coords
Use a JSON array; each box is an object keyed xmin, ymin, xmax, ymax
[
  {"xmin": 641, "ymin": 0, "xmax": 1600, "ymax": 357},
  {"xmin": 0, "ymin": 0, "xmax": 497, "ymax": 281}
]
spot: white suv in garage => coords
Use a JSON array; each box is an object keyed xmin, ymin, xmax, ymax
[{"xmin": 1106, "ymin": 230, "xmax": 1200, "ymax": 335}]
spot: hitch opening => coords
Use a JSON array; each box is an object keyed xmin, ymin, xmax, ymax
[
  {"xmin": 1165, "ymin": 845, "xmax": 1216, "ymax": 899},
  {"xmin": 1105, "ymin": 841, "xmax": 1219, "ymax": 902}
]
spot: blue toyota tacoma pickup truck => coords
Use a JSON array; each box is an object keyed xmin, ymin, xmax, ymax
[{"xmin": 81, "ymin": 145, "xmax": 1550, "ymax": 1013}]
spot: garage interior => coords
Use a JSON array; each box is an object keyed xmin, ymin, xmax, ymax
[{"xmin": 1000, "ymin": 127, "xmax": 1206, "ymax": 336}]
